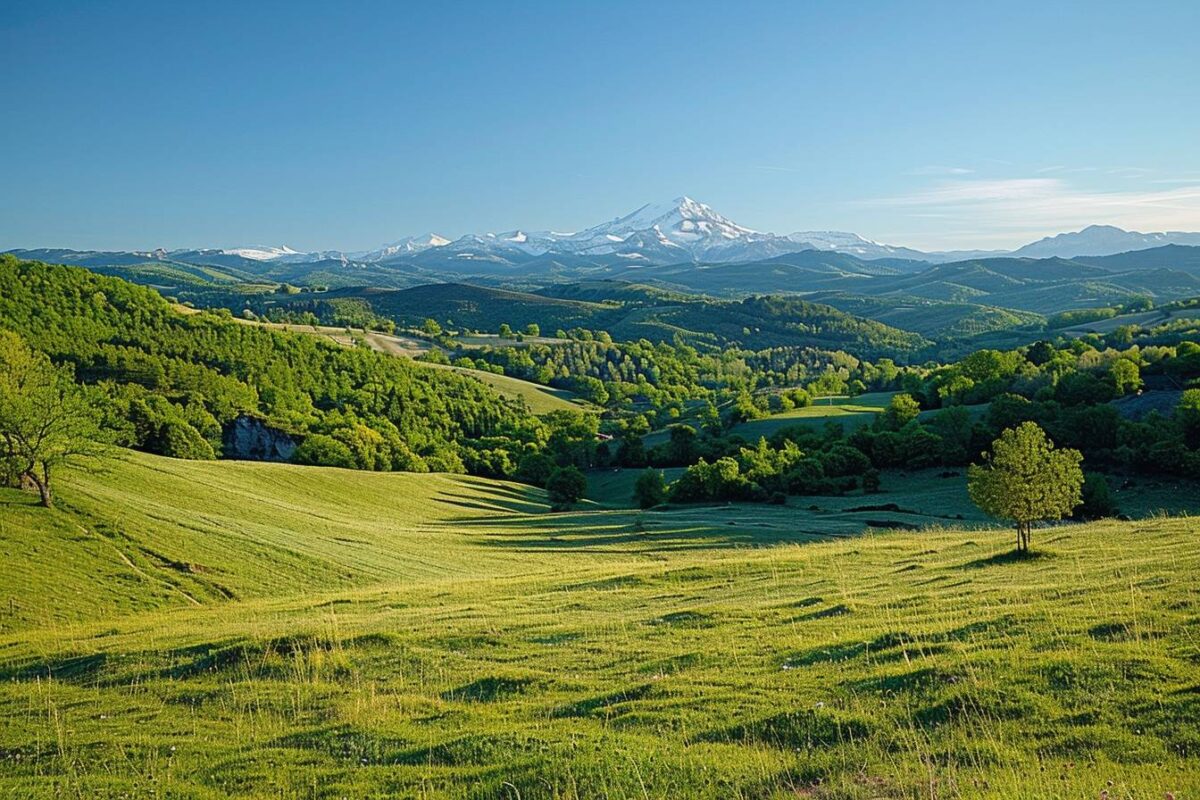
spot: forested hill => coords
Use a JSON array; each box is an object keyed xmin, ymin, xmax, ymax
[
  {"xmin": 263, "ymin": 281, "xmax": 930, "ymax": 359},
  {"xmin": 0, "ymin": 256, "xmax": 555, "ymax": 475}
]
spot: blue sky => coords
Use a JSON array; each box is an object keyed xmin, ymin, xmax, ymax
[{"xmin": 2, "ymin": 0, "xmax": 1198, "ymax": 252}]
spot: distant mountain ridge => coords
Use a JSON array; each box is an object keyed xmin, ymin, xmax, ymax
[
  {"xmin": 1011, "ymin": 225, "xmax": 1200, "ymax": 259},
  {"xmin": 8, "ymin": 197, "xmax": 1200, "ymax": 270}
]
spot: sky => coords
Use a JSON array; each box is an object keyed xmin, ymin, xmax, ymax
[{"xmin": 2, "ymin": 0, "xmax": 1199, "ymax": 252}]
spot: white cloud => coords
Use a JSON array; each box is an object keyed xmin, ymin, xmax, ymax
[{"xmin": 864, "ymin": 176, "xmax": 1200, "ymax": 247}]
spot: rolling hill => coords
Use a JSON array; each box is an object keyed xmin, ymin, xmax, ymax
[
  {"xmin": 1, "ymin": 450, "xmax": 1198, "ymax": 797},
  {"xmin": 274, "ymin": 282, "xmax": 931, "ymax": 358}
]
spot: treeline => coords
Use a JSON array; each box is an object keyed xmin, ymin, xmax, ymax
[
  {"xmin": 0, "ymin": 257, "xmax": 596, "ymax": 481},
  {"xmin": 623, "ymin": 336, "xmax": 1200, "ymax": 507},
  {"xmin": 446, "ymin": 331, "xmax": 902, "ymax": 429}
]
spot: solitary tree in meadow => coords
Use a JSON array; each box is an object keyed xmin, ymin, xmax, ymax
[
  {"xmin": 0, "ymin": 331, "xmax": 104, "ymax": 507},
  {"xmin": 545, "ymin": 466, "xmax": 587, "ymax": 510},
  {"xmin": 967, "ymin": 422, "xmax": 1083, "ymax": 553},
  {"xmin": 633, "ymin": 468, "xmax": 667, "ymax": 509}
]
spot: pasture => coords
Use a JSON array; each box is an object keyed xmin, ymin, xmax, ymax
[{"xmin": 0, "ymin": 451, "xmax": 1198, "ymax": 797}]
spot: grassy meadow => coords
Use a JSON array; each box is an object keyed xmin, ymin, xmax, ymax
[{"xmin": 1, "ymin": 451, "xmax": 1198, "ymax": 798}]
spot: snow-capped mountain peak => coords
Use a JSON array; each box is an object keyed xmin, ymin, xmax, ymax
[
  {"xmin": 221, "ymin": 245, "xmax": 302, "ymax": 261},
  {"xmin": 365, "ymin": 233, "xmax": 451, "ymax": 259},
  {"xmin": 595, "ymin": 196, "xmax": 758, "ymax": 241}
]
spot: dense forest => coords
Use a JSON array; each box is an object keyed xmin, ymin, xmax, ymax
[
  {"xmin": 631, "ymin": 337, "xmax": 1200, "ymax": 509},
  {"xmin": 0, "ymin": 256, "xmax": 596, "ymax": 480}
]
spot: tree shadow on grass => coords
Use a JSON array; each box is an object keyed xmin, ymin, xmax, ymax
[
  {"xmin": 432, "ymin": 479, "xmax": 548, "ymax": 516},
  {"xmin": 433, "ymin": 504, "xmax": 843, "ymax": 554},
  {"xmin": 959, "ymin": 549, "xmax": 1054, "ymax": 569}
]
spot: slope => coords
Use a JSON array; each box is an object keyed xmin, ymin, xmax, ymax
[{"xmin": 0, "ymin": 453, "xmax": 1197, "ymax": 796}]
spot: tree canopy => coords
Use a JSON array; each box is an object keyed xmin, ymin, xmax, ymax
[
  {"xmin": 0, "ymin": 331, "xmax": 104, "ymax": 506},
  {"xmin": 967, "ymin": 422, "xmax": 1083, "ymax": 552}
]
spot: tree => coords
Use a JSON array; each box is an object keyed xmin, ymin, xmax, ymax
[
  {"xmin": 0, "ymin": 332, "xmax": 105, "ymax": 507},
  {"xmin": 967, "ymin": 422, "xmax": 1083, "ymax": 553},
  {"xmin": 545, "ymin": 466, "xmax": 587, "ymax": 510},
  {"xmin": 1076, "ymin": 472, "xmax": 1118, "ymax": 520},
  {"xmin": 1108, "ymin": 358, "xmax": 1142, "ymax": 395},
  {"xmin": 421, "ymin": 318, "xmax": 442, "ymax": 337},
  {"xmin": 879, "ymin": 393, "xmax": 921, "ymax": 431},
  {"xmin": 1175, "ymin": 388, "xmax": 1200, "ymax": 449},
  {"xmin": 498, "ymin": 323, "xmax": 513, "ymax": 339},
  {"xmin": 633, "ymin": 468, "xmax": 667, "ymax": 509},
  {"xmin": 293, "ymin": 433, "xmax": 357, "ymax": 469},
  {"xmin": 524, "ymin": 323, "xmax": 540, "ymax": 337}
]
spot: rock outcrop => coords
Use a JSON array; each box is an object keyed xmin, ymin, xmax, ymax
[{"xmin": 222, "ymin": 416, "xmax": 296, "ymax": 462}]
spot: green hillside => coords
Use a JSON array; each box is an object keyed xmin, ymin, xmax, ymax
[
  {"xmin": 1, "ymin": 451, "xmax": 1198, "ymax": 797},
  {"xmin": 265, "ymin": 282, "xmax": 931, "ymax": 358}
]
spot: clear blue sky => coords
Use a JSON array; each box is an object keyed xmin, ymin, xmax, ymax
[{"xmin": 3, "ymin": 0, "xmax": 1198, "ymax": 252}]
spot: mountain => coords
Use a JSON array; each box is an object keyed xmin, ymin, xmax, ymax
[
  {"xmin": 1010, "ymin": 225, "xmax": 1200, "ymax": 259},
  {"xmin": 1076, "ymin": 244, "xmax": 1200, "ymax": 275},
  {"xmin": 365, "ymin": 196, "xmax": 817, "ymax": 266},
  {"xmin": 13, "ymin": 203, "xmax": 1200, "ymax": 281},
  {"xmin": 359, "ymin": 233, "xmax": 451, "ymax": 259}
]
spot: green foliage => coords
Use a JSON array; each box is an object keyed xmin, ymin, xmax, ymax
[
  {"xmin": 546, "ymin": 465, "xmax": 587, "ymax": 509},
  {"xmin": 1077, "ymin": 472, "xmax": 1119, "ymax": 520},
  {"xmin": 670, "ymin": 456, "xmax": 758, "ymax": 502},
  {"xmin": 633, "ymin": 468, "xmax": 667, "ymax": 509},
  {"xmin": 0, "ymin": 330, "xmax": 105, "ymax": 506},
  {"xmin": 879, "ymin": 392, "xmax": 921, "ymax": 431},
  {"xmin": 1108, "ymin": 357, "xmax": 1142, "ymax": 395},
  {"xmin": 0, "ymin": 256, "xmax": 577, "ymax": 481},
  {"xmin": 1047, "ymin": 306, "xmax": 1120, "ymax": 329},
  {"xmin": 293, "ymin": 433, "xmax": 357, "ymax": 469},
  {"xmin": 968, "ymin": 422, "xmax": 1084, "ymax": 551}
]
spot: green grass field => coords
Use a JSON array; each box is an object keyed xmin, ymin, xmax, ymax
[
  {"xmin": 731, "ymin": 393, "xmax": 993, "ymax": 441},
  {"xmin": 730, "ymin": 392, "xmax": 898, "ymax": 439},
  {"xmin": 421, "ymin": 361, "xmax": 587, "ymax": 414},
  {"xmin": 1, "ymin": 451, "xmax": 1199, "ymax": 798}
]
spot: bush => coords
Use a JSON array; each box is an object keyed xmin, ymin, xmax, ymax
[
  {"xmin": 158, "ymin": 419, "xmax": 216, "ymax": 460},
  {"xmin": 862, "ymin": 468, "xmax": 881, "ymax": 493},
  {"xmin": 546, "ymin": 466, "xmax": 587, "ymax": 510},
  {"xmin": 1076, "ymin": 472, "xmax": 1118, "ymax": 520},
  {"xmin": 633, "ymin": 468, "xmax": 667, "ymax": 509},
  {"xmin": 294, "ymin": 434, "xmax": 357, "ymax": 469}
]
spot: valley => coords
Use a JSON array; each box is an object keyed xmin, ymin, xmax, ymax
[{"xmin": 7, "ymin": 4, "xmax": 1200, "ymax": 796}]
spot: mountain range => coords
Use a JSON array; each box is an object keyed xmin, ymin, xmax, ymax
[{"xmin": 11, "ymin": 196, "xmax": 1200, "ymax": 271}]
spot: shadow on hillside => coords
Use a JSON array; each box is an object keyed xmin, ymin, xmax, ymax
[
  {"xmin": 433, "ymin": 479, "xmax": 547, "ymax": 516},
  {"xmin": 435, "ymin": 504, "xmax": 842, "ymax": 554},
  {"xmin": 959, "ymin": 549, "xmax": 1053, "ymax": 569}
]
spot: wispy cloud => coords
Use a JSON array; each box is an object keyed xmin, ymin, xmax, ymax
[
  {"xmin": 863, "ymin": 176, "xmax": 1200, "ymax": 246},
  {"xmin": 907, "ymin": 165, "xmax": 974, "ymax": 176}
]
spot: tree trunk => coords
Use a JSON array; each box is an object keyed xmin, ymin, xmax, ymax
[
  {"xmin": 1015, "ymin": 522, "xmax": 1030, "ymax": 553},
  {"xmin": 26, "ymin": 468, "xmax": 51, "ymax": 508}
]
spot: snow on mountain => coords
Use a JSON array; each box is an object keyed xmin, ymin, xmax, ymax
[
  {"xmin": 220, "ymin": 245, "xmax": 303, "ymax": 261},
  {"xmin": 1009, "ymin": 225, "xmax": 1200, "ymax": 259},
  {"xmin": 38, "ymin": 198, "xmax": 1200, "ymax": 274},
  {"xmin": 787, "ymin": 231, "xmax": 937, "ymax": 262},
  {"xmin": 363, "ymin": 233, "xmax": 451, "ymax": 260},
  {"xmin": 549, "ymin": 196, "xmax": 797, "ymax": 261}
]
